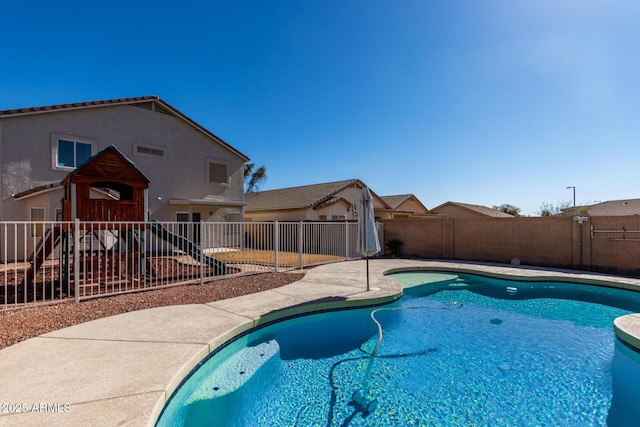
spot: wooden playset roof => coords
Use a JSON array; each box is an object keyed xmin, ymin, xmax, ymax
[{"xmin": 62, "ymin": 145, "xmax": 150, "ymax": 187}]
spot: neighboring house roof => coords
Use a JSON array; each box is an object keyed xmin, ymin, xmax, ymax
[
  {"xmin": 0, "ymin": 95, "xmax": 250, "ymax": 162},
  {"xmin": 381, "ymin": 194, "xmax": 430, "ymax": 214},
  {"xmin": 314, "ymin": 197, "xmax": 350, "ymax": 210},
  {"xmin": 381, "ymin": 195, "xmax": 412, "ymax": 209},
  {"xmin": 245, "ymin": 179, "xmax": 392, "ymax": 212},
  {"xmin": 562, "ymin": 199, "xmax": 640, "ymax": 216},
  {"xmin": 431, "ymin": 201, "xmax": 514, "ymax": 218}
]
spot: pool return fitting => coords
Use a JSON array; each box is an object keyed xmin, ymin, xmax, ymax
[{"xmin": 351, "ymin": 302, "xmax": 464, "ymax": 413}]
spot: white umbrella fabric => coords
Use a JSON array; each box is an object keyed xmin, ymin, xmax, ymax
[{"xmin": 357, "ymin": 186, "xmax": 381, "ymax": 291}]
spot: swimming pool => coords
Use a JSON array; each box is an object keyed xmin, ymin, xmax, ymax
[{"xmin": 156, "ymin": 271, "xmax": 640, "ymax": 426}]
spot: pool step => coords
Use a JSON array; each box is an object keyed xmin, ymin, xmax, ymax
[
  {"xmin": 446, "ymin": 278, "xmax": 470, "ymax": 288},
  {"xmin": 185, "ymin": 339, "xmax": 280, "ymax": 402},
  {"xmin": 447, "ymin": 277, "xmax": 484, "ymax": 288}
]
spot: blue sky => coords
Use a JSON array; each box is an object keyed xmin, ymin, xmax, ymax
[{"xmin": 2, "ymin": 0, "xmax": 639, "ymax": 215}]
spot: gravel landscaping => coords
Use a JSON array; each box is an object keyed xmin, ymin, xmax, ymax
[{"xmin": 0, "ymin": 271, "xmax": 305, "ymax": 350}]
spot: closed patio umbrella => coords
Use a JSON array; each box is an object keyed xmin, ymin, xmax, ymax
[{"xmin": 357, "ymin": 186, "xmax": 381, "ymax": 291}]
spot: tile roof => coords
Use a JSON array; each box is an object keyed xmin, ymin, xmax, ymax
[
  {"xmin": 245, "ymin": 179, "xmax": 390, "ymax": 211},
  {"xmin": 12, "ymin": 182, "xmax": 61, "ymax": 200},
  {"xmin": 380, "ymin": 194, "xmax": 430, "ymax": 214},
  {"xmin": 380, "ymin": 195, "xmax": 413, "ymax": 209},
  {"xmin": 563, "ymin": 199, "xmax": 640, "ymax": 216},
  {"xmin": 0, "ymin": 96, "xmax": 154, "ymax": 116},
  {"xmin": 0, "ymin": 96, "xmax": 249, "ymax": 162},
  {"xmin": 431, "ymin": 201, "xmax": 514, "ymax": 218}
]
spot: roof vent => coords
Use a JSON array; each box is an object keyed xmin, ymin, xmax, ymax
[
  {"xmin": 153, "ymin": 102, "xmax": 173, "ymax": 116},
  {"xmin": 133, "ymin": 102, "xmax": 153, "ymax": 111},
  {"xmin": 131, "ymin": 101, "xmax": 174, "ymax": 116}
]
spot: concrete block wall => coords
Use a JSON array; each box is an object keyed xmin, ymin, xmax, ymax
[
  {"xmin": 590, "ymin": 216, "xmax": 640, "ymax": 277},
  {"xmin": 382, "ymin": 215, "xmax": 640, "ymax": 277},
  {"xmin": 382, "ymin": 217, "xmax": 447, "ymax": 259},
  {"xmin": 453, "ymin": 217, "xmax": 574, "ymax": 268}
]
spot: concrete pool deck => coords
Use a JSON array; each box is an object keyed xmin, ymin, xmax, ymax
[{"xmin": 1, "ymin": 259, "xmax": 640, "ymax": 426}]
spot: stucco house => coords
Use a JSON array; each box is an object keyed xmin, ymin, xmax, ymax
[
  {"xmin": 244, "ymin": 179, "xmax": 393, "ymax": 222},
  {"xmin": 0, "ymin": 96, "xmax": 249, "ymax": 223},
  {"xmin": 380, "ymin": 194, "xmax": 431, "ymax": 219},
  {"xmin": 431, "ymin": 201, "xmax": 514, "ymax": 218},
  {"xmin": 562, "ymin": 199, "xmax": 640, "ymax": 216}
]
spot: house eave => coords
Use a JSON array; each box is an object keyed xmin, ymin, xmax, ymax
[
  {"xmin": 169, "ymin": 198, "xmax": 246, "ymax": 207},
  {"xmin": 245, "ymin": 206, "xmax": 308, "ymax": 212}
]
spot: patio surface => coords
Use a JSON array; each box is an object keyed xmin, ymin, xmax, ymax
[{"xmin": 1, "ymin": 259, "xmax": 640, "ymax": 426}]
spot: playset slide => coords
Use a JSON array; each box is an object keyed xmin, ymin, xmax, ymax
[
  {"xmin": 23, "ymin": 226, "xmax": 62, "ymax": 286},
  {"xmin": 149, "ymin": 221, "xmax": 228, "ymax": 275}
]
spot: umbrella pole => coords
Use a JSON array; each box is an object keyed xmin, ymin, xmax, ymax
[{"xmin": 366, "ymin": 256, "xmax": 370, "ymax": 291}]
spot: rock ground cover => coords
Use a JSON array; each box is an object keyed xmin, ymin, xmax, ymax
[{"xmin": 0, "ymin": 271, "xmax": 305, "ymax": 350}]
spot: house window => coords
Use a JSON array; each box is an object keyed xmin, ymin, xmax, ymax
[
  {"xmin": 58, "ymin": 139, "xmax": 92, "ymax": 167},
  {"xmin": 52, "ymin": 134, "xmax": 97, "ymax": 170},
  {"xmin": 208, "ymin": 161, "xmax": 228, "ymax": 184},
  {"xmin": 31, "ymin": 208, "xmax": 45, "ymax": 237}
]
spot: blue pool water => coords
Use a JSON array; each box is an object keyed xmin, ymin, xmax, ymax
[{"xmin": 157, "ymin": 272, "xmax": 640, "ymax": 426}]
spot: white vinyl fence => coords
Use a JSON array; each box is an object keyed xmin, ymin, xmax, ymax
[{"xmin": 0, "ymin": 220, "xmax": 383, "ymax": 311}]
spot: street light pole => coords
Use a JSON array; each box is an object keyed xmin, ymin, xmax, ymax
[{"xmin": 566, "ymin": 186, "xmax": 576, "ymax": 207}]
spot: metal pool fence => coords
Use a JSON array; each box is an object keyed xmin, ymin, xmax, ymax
[{"xmin": 0, "ymin": 220, "xmax": 382, "ymax": 311}]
